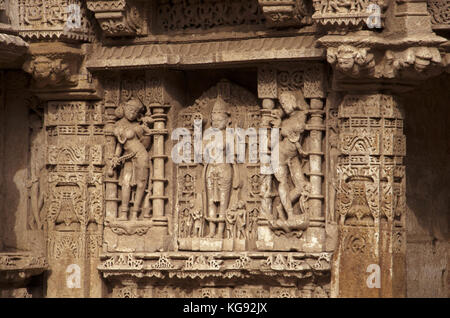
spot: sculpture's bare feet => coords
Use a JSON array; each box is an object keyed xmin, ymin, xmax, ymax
[
  {"xmin": 118, "ymin": 208, "xmax": 128, "ymax": 221},
  {"xmin": 130, "ymin": 209, "xmax": 139, "ymax": 220}
]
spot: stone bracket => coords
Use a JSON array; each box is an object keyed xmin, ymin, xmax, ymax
[
  {"xmin": 87, "ymin": 0, "xmax": 147, "ymax": 37},
  {"xmin": 22, "ymin": 43, "xmax": 102, "ymax": 100},
  {"xmin": 324, "ymin": 44, "xmax": 448, "ymax": 91}
]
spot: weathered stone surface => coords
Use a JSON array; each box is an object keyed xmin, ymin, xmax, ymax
[{"xmin": 0, "ymin": 0, "xmax": 448, "ymax": 299}]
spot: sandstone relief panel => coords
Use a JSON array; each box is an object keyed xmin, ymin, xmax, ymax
[
  {"xmin": 90, "ymin": 65, "xmax": 332, "ymax": 297},
  {"xmin": 1, "ymin": 0, "xmax": 448, "ymax": 299}
]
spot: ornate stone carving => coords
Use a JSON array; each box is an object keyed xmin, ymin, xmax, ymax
[
  {"xmin": 18, "ymin": 0, "xmax": 95, "ymax": 41},
  {"xmin": 87, "ymin": 0, "xmax": 147, "ymax": 37},
  {"xmin": 428, "ymin": 0, "xmax": 450, "ymax": 29},
  {"xmin": 269, "ymin": 90, "xmax": 311, "ymax": 236},
  {"xmin": 327, "ymin": 45, "xmax": 375, "ymax": 77},
  {"xmin": 23, "ymin": 43, "xmax": 85, "ymax": 90},
  {"xmin": 157, "ymin": 0, "xmax": 265, "ymax": 32},
  {"xmin": 332, "ymin": 92, "xmax": 406, "ymax": 297},
  {"xmin": 327, "ymin": 45, "xmax": 445, "ymax": 80},
  {"xmin": 382, "ymin": 47, "xmax": 443, "ymax": 79},
  {"xmin": 100, "ymin": 253, "xmax": 144, "ymax": 270},
  {"xmin": 258, "ymin": 0, "xmax": 313, "ymax": 27},
  {"xmin": 24, "ymin": 55, "xmax": 79, "ymax": 89},
  {"xmin": 312, "ymin": 0, "xmax": 387, "ymax": 30}
]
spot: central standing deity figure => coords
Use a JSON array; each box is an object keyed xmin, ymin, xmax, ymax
[{"xmin": 202, "ymin": 96, "xmax": 241, "ymax": 238}]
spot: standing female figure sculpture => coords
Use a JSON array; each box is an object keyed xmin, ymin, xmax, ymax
[{"xmin": 109, "ymin": 98, "xmax": 153, "ymax": 221}]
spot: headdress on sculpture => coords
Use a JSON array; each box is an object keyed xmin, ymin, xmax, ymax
[
  {"xmin": 212, "ymin": 95, "xmax": 230, "ymax": 115},
  {"xmin": 126, "ymin": 97, "xmax": 144, "ymax": 111}
]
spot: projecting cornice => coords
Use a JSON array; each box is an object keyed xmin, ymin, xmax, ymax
[{"xmin": 85, "ymin": 35, "xmax": 324, "ymax": 70}]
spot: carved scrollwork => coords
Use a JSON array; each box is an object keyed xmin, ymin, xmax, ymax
[{"xmin": 87, "ymin": 0, "xmax": 146, "ymax": 37}]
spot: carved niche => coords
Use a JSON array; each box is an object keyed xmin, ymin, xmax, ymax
[
  {"xmin": 102, "ymin": 71, "xmax": 172, "ymax": 253},
  {"xmin": 176, "ymin": 79, "xmax": 262, "ymax": 252},
  {"xmin": 96, "ymin": 69, "xmax": 331, "ymax": 297}
]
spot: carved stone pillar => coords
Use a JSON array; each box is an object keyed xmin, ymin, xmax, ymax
[
  {"xmin": 147, "ymin": 102, "xmax": 170, "ymax": 247},
  {"xmin": 21, "ymin": 33, "xmax": 104, "ymax": 297},
  {"xmin": 45, "ymin": 100, "xmax": 105, "ymax": 297},
  {"xmin": 332, "ymin": 92, "xmax": 406, "ymax": 297},
  {"xmin": 303, "ymin": 78, "xmax": 326, "ymax": 252}
]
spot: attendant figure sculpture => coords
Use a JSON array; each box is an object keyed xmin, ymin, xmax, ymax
[{"xmin": 109, "ymin": 98, "xmax": 154, "ymax": 221}]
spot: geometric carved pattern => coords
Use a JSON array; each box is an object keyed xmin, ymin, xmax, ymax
[
  {"xmin": 336, "ymin": 93, "xmax": 405, "ymax": 226},
  {"xmin": 157, "ymin": 0, "xmax": 265, "ymax": 32}
]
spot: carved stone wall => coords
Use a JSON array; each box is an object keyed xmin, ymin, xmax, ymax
[
  {"xmin": 0, "ymin": 0, "xmax": 448, "ymax": 299},
  {"xmin": 403, "ymin": 73, "xmax": 449, "ymax": 297}
]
